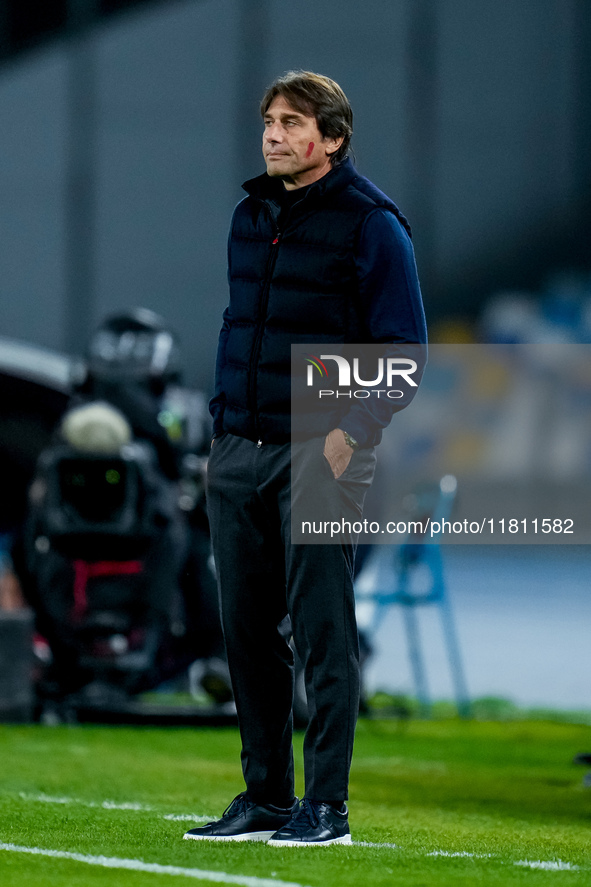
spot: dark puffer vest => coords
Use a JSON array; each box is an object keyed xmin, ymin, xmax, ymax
[{"xmin": 213, "ymin": 158, "xmax": 413, "ymax": 445}]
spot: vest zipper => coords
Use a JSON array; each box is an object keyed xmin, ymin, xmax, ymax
[{"xmin": 247, "ymin": 225, "xmax": 281, "ymax": 442}]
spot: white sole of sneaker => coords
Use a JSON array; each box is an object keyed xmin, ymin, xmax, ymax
[
  {"xmin": 267, "ymin": 834, "xmax": 352, "ymax": 847},
  {"xmin": 184, "ymin": 831, "xmax": 276, "ymax": 842}
]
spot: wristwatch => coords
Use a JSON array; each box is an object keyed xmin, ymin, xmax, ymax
[{"xmin": 343, "ymin": 431, "xmax": 359, "ymax": 450}]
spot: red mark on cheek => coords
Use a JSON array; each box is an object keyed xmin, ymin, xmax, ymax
[{"xmin": 305, "ymin": 142, "xmax": 315, "ymax": 158}]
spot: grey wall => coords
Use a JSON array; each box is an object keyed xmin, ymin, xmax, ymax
[
  {"xmin": 0, "ymin": 0, "xmax": 585, "ymax": 390},
  {"xmin": 436, "ymin": 0, "xmax": 579, "ymax": 299},
  {"xmin": 0, "ymin": 48, "xmax": 67, "ymax": 351},
  {"xmin": 94, "ymin": 0, "xmax": 238, "ymax": 384}
]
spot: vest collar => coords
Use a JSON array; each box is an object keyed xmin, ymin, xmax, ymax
[{"xmin": 242, "ymin": 157, "xmax": 359, "ymax": 203}]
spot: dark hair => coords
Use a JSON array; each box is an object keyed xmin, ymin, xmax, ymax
[{"xmin": 260, "ymin": 70, "xmax": 353, "ymax": 166}]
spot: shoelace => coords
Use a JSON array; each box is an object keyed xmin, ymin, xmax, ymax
[
  {"xmin": 284, "ymin": 799, "xmax": 320, "ymax": 835},
  {"xmin": 222, "ymin": 792, "xmax": 252, "ymax": 820}
]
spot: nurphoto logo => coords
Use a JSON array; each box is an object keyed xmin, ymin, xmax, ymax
[{"xmin": 305, "ymin": 353, "xmax": 419, "ymax": 399}]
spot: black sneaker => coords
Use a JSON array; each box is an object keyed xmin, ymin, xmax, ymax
[
  {"xmin": 267, "ymin": 798, "xmax": 351, "ymax": 846},
  {"xmin": 183, "ymin": 793, "xmax": 299, "ymax": 842}
]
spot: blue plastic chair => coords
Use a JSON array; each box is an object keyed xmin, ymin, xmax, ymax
[{"xmin": 355, "ymin": 475, "xmax": 470, "ymax": 717}]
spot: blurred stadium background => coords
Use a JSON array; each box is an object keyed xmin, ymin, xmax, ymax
[{"xmin": 0, "ymin": 0, "xmax": 590, "ymax": 716}]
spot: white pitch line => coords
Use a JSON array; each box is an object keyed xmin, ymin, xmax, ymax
[
  {"xmin": 427, "ymin": 850, "xmax": 494, "ymax": 859},
  {"xmin": 19, "ymin": 792, "xmax": 74, "ymax": 805},
  {"xmin": 18, "ymin": 792, "xmax": 153, "ymax": 811},
  {"xmin": 0, "ymin": 843, "xmax": 310, "ymax": 887},
  {"xmin": 14, "ymin": 799, "xmax": 396, "ymax": 846},
  {"xmin": 514, "ymin": 860, "xmax": 580, "ymax": 871},
  {"xmin": 11, "ymin": 797, "xmax": 585, "ymax": 869},
  {"xmin": 18, "ymin": 792, "xmax": 213, "ymax": 822}
]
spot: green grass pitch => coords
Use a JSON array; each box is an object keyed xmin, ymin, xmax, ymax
[{"xmin": 0, "ymin": 717, "xmax": 590, "ymax": 886}]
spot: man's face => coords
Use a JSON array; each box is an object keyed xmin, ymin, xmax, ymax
[{"xmin": 262, "ymin": 95, "xmax": 343, "ymax": 190}]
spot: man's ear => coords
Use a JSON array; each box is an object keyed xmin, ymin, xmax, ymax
[{"xmin": 325, "ymin": 136, "xmax": 344, "ymax": 157}]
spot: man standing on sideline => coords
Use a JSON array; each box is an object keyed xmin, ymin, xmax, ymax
[{"xmin": 184, "ymin": 71, "xmax": 426, "ymax": 847}]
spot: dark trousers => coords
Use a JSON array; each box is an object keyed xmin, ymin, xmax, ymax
[{"xmin": 206, "ymin": 432, "xmax": 376, "ymax": 804}]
